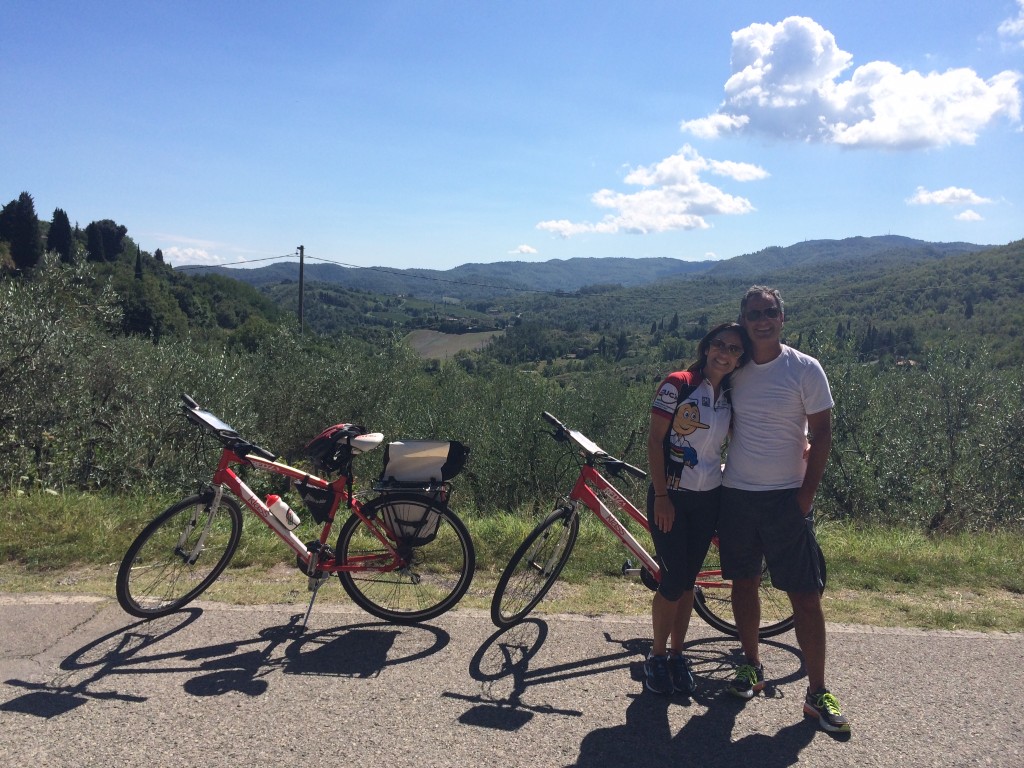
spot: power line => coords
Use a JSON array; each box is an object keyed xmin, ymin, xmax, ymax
[
  {"xmin": 173, "ymin": 253, "xmax": 299, "ymax": 271},
  {"xmin": 176, "ymin": 250, "xmax": 574, "ymax": 296}
]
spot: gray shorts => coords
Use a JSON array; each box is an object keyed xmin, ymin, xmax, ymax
[{"xmin": 719, "ymin": 487, "xmax": 824, "ymax": 593}]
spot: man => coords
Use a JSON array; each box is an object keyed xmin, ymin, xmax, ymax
[{"xmin": 720, "ymin": 285, "xmax": 851, "ymax": 733}]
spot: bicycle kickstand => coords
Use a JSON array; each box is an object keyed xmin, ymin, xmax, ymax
[
  {"xmin": 299, "ymin": 547, "xmax": 331, "ymax": 630},
  {"xmin": 300, "ymin": 573, "xmax": 330, "ymax": 630}
]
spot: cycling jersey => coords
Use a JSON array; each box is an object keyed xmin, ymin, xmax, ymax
[{"xmin": 651, "ymin": 370, "xmax": 732, "ymax": 492}]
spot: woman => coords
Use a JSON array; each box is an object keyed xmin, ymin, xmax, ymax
[{"xmin": 643, "ymin": 322, "xmax": 749, "ymax": 695}]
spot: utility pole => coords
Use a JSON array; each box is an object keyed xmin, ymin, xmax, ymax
[{"xmin": 297, "ymin": 245, "xmax": 305, "ymax": 334}]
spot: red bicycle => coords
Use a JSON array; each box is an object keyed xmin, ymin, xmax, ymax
[
  {"xmin": 489, "ymin": 411, "xmax": 801, "ymax": 637},
  {"xmin": 116, "ymin": 394, "xmax": 475, "ymax": 625}
]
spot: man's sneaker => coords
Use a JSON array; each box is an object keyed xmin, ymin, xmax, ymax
[
  {"xmin": 804, "ymin": 688, "xmax": 851, "ymax": 733},
  {"xmin": 667, "ymin": 652, "xmax": 696, "ymax": 695},
  {"xmin": 643, "ymin": 654, "xmax": 673, "ymax": 694},
  {"xmin": 728, "ymin": 662, "xmax": 765, "ymax": 699}
]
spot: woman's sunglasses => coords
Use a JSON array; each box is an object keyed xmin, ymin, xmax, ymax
[{"xmin": 709, "ymin": 338, "xmax": 744, "ymax": 357}]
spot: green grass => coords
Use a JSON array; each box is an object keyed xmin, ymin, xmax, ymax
[{"xmin": 2, "ymin": 492, "xmax": 1022, "ymax": 632}]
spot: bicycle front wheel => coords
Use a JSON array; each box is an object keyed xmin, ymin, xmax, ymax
[
  {"xmin": 490, "ymin": 505, "xmax": 579, "ymax": 628},
  {"xmin": 336, "ymin": 493, "xmax": 475, "ymax": 624},
  {"xmin": 116, "ymin": 492, "xmax": 242, "ymax": 618},
  {"xmin": 693, "ymin": 543, "xmax": 802, "ymax": 639}
]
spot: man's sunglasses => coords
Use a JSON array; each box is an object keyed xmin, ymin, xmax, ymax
[{"xmin": 744, "ymin": 307, "xmax": 781, "ymax": 322}]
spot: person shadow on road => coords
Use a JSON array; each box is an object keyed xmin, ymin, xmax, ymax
[{"xmin": 569, "ymin": 677, "xmax": 816, "ymax": 768}]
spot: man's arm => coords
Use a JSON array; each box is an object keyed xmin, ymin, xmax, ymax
[{"xmin": 797, "ymin": 408, "xmax": 832, "ymax": 516}]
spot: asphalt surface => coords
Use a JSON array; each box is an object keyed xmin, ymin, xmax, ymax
[{"xmin": 1, "ymin": 592, "xmax": 1021, "ymax": 768}]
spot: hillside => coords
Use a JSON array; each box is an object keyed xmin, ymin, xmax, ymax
[
  {"xmin": 182, "ymin": 234, "xmax": 1021, "ymax": 368},
  {"xmin": 185, "ymin": 235, "xmax": 989, "ymax": 302},
  {"xmin": 188, "ymin": 255, "xmax": 717, "ymax": 301}
]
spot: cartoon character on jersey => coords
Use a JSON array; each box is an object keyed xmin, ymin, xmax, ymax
[{"xmin": 669, "ymin": 401, "xmax": 709, "ymax": 469}]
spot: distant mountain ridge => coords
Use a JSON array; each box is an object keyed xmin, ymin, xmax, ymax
[{"xmin": 182, "ymin": 235, "xmax": 991, "ymax": 301}]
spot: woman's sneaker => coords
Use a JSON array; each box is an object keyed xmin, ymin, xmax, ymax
[
  {"xmin": 804, "ymin": 688, "xmax": 851, "ymax": 733},
  {"xmin": 643, "ymin": 654, "xmax": 673, "ymax": 694},
  {"xmin": 668, "ymin": 652, "xmax": 696, "ymax": 695},
  {"xmin": 728, "ymin": 662, "xmax": 765, "ymax": 699}
]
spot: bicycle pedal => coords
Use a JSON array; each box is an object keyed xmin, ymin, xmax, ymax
[{"xmin": 622, "ymin": 559, "xmax": 639, "ymax": 576}]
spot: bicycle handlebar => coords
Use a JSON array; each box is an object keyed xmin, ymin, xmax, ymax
[
  {"xmin": 180, "ymin": 393, "xmax": 278, "ymax": 461},
  {"xmin": 540, "ymin": 411, "xmax": 646, "ymax": 480}
]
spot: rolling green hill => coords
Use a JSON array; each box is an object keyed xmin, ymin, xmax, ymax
[{"xmin": 193, "ymin": 234, "xmax": 1022, "ymax": 368}]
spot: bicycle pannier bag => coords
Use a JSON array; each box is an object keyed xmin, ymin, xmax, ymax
[
  {"xmin": 380, "ymin": 498, "xmax": 443, "ymax": 546},
  {"xmin": 378, "ymin": 440, "xmax": 469, "ymax": 484}
]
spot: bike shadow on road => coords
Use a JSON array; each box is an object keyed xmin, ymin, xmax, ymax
[{"xmin": 2, "ymin": 608, "xmax": 451, "ymax": 718}]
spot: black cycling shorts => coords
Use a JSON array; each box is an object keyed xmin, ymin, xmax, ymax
[{"xmin": 646, "ymin": 485, "xmax": 719, "ymax": 601}]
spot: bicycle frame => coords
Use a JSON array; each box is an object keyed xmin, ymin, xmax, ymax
[
  {"xmin": 210, "ymin": 448, "xmax": 402, "ymax": 576},
  {"xmin": 559, "ymin": 423, "xmax": 728, "ymax": 595},
  {"xmin": 566, "ymin": 464, "xmax": 661, "ymax": 579}
]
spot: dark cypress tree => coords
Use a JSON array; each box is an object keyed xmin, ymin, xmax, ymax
[
  {"xmin": 48, "ymin": 208, "xmax": 75, "ymax": 263},
  {"xmin": 92, "ymin": 219, "xmax": 128, "ymax": 262},
  {"xmin": 134, "ymin": 246, "xmax": 144, "ymax": 280},
  {"xmin": 0, "ymin": 192, "xmax": 43, "ymax": 272},
  {"xmin": 154, "ymin": 248, "xmax": 164, "ymax": 263},
  {"xmin": 85, "ymin": 222, "xmax": 106, "ymax": 262}
]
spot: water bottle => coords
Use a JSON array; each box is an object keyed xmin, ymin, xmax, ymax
[{"xmin": 266, "ymin": 494, "xmax": 301, "ymax": 530}]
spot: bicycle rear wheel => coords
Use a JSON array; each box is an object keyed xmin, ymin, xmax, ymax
[
  {"xmin": 116, "ymin": 492, "xmax": 242, "ymax": 618},
  {"xmin": 490, "ymin": 504, "xmax": 579, "ymax": 628},
  {"xmin": 336, "ymin": 493, "xmax": 475, "ymax": 624}
]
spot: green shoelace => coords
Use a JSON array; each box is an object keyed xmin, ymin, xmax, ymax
[
  {"xmin": 734, "ymin": 664, "xmax": 761, "ymax": 685},
  {"xmin": 814, "ymin": 691, "xmax": 842, "ymax": 714}
]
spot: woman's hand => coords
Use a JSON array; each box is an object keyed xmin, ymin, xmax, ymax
[{"xmin": 653, "ymin": 494, "xmax": 675, "ymax": 532}]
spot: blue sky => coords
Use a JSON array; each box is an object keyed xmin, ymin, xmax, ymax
[{"xmin": 3, "ymin": 1, "xmax": 1022, "ymax": 270}]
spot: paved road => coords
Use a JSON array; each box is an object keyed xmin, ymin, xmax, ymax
[{"xmin": 1, "ymin": 593, "xmax": 1021, "ymax": 767}]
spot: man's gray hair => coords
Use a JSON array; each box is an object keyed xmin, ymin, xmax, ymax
[{"xmin": 739, "ymin": 285, "xmax": 784, "ymax": 322}]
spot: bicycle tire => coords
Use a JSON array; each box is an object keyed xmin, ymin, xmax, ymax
[
  {"xmin": 116, "ymin": 492, "xmax": 242, "ymax": 618},
  {"xmin": 336, "ymin": 493, "xmax": 475, "ymax": 624},
  {"xmin": 693, "ymin": 543, "xmax": 827, "ymax": 639},
  {"xmin": 490, "ymin": 505, "xmax": 579, "ymax": 628}
]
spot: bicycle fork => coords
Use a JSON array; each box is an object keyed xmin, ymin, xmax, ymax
[
  {"xmin": 176, "ymin": 485, "xmax": 224, "ymax": 565},
  {"xmin": 531, "ymin": 506, "xmax": 577, "ymax": 576}
]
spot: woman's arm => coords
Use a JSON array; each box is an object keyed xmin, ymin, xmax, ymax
[{"xmin": 647, "ymin": 414, "xmax": 674, "ymax": 532}]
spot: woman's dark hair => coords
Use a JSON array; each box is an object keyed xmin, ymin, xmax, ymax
[{"xmin": 686, "ymin": 322, "xmax": 751, "ymax": 374}]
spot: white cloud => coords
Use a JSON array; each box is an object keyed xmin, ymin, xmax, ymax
[
  {"xmin": 905, "ymin": 186, "xmax": 993, "ymax": 205},
  {"xmin": 537, "ymin": 145, "xmax": 766, "ymax": 238},
  {"xmin": 999, "ymin": 0, "xmax": 1024, "ymax": 47},
  {"xmin": 955, "ymin": 209, "xmax": 983, "ymax": 221},
  {"xmin": 509, "ymin": 244, "xmax": 538, "ymax": 254},
  {"xmin": 680, "ymin": 16, "xmax": 1022, "ymax": 148},
  {"xmin": 163, "ymin": 246, "xmax": 224, "ymax": 267}
]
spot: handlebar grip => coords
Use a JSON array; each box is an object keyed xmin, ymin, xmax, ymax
[
  {"xmin": 247, "ymin": 445, "xmax": 279, "ymax": 462},
  {"xmin": 606, "ymin": 459, "xmax": 647, "ymax": 480},
  {"xmin": 622, "ymin": 461, "xmax": 647, "ymax": 480},
  {"xmin": 541, "ymin": 411, "xmax": 562, "ymax": 428},
  {"xmin": 181, "ymin": 393, "xmax": 199, "ymax": 409}
]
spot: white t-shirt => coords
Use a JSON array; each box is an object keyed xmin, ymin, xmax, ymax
[{"xmin": 723, "ymin": 345, "xmax": 834, "ymax": 491}]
